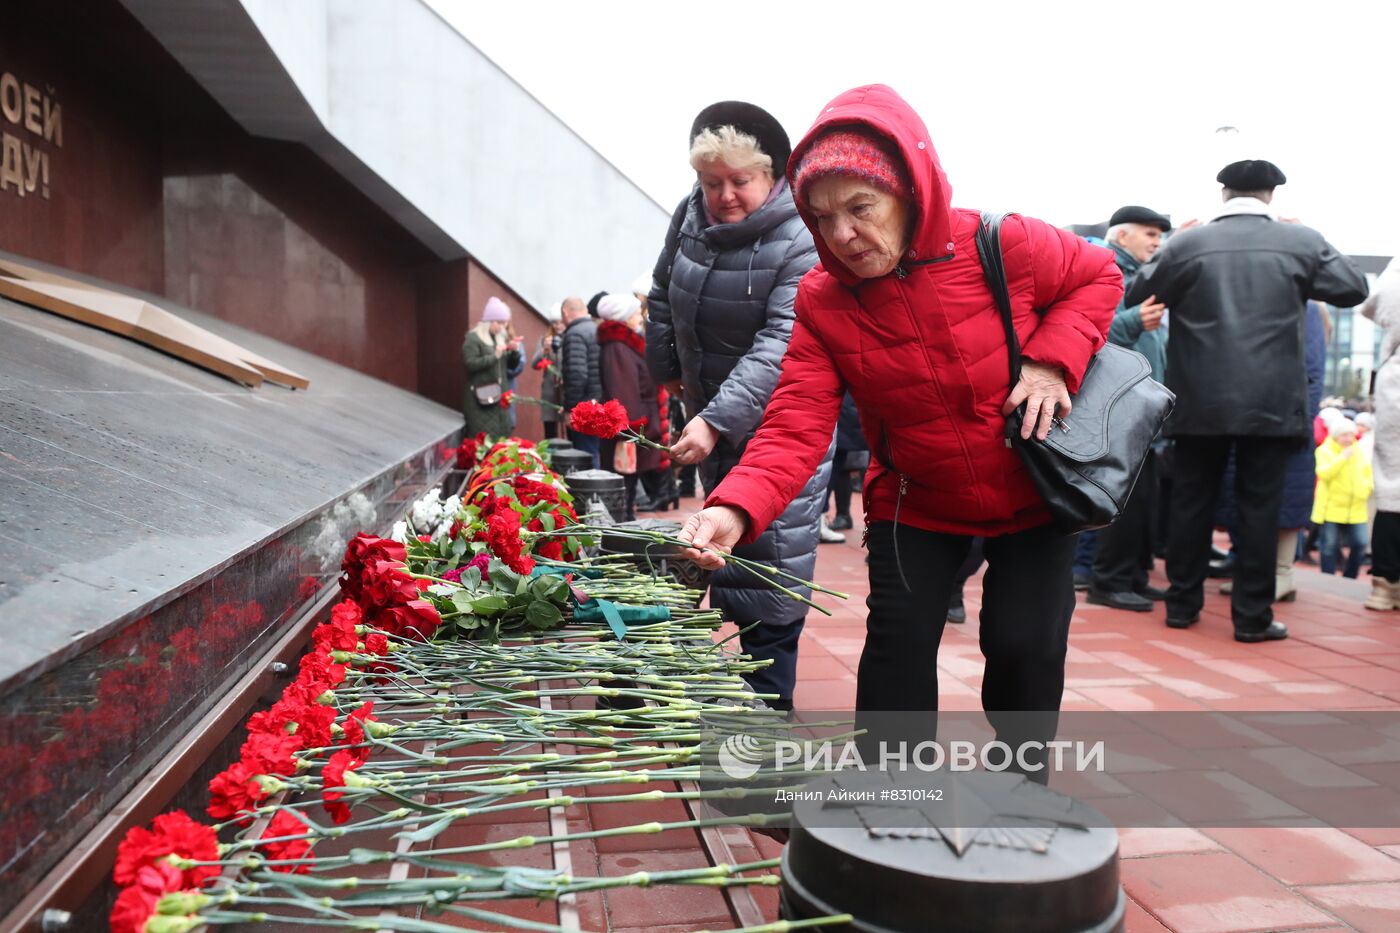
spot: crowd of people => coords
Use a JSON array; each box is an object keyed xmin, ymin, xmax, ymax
[{"xmin": 458, "ymin": 84, "xmax": 1391, "ymax": 761}]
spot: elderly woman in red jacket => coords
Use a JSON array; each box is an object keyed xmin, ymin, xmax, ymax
[{"xmin": 681, "ymin": 85, "xmax": 1120, "ymax": 772}]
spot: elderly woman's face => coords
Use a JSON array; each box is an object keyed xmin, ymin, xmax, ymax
[
  {"xmin": 697, "ymin": 160, "xmax": 774, "ymax": 224},
  {"xmin": 806, "ymin": 176, "xmax": 912, "ymax": 279}
]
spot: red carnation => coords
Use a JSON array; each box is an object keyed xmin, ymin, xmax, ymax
[
  {"xmin": 500, "ymin": 389, "xmax": 515, "ymax": 408},
  {"xmin": 340, "ymin": 701, "xmax": 376, "ymax": 751},
  {"xmin": 568, "ymin": 399, "xmax": 631, "ymax": 438},
  {"xmin": 110, "ymin": 861, "xmax": 186, "ymax": 933},
  {"xmin": 297, "ymin": 649, "xmax": 347, "ymax": 691},
  {"xmin": 321, "ymin": 750, "xmax": 361, "ymax": 825},
  {"xmin": 363, "ymin": 632, "xmax": 390, "ymax": 656},
  {"xmin": 259, "ymin": 809, "xmax": 315, "ymax": 873},
  {"xmin": 207, "ymin": 762, "xmax": 269, "ymax": 824},
  {"xmin": 114, "ymin": 810, "xmax": 220, "ymax": 889},
  {"xmin": 250, "ymin": 694, "xmax": 336, "ymax": 749},
  {"xmin": 485, "ymin": 508, "xmax": 534, "ymax": 574},
  {"xmin": 240, "ymin": 731, "xmax": 304, "ymax": 777}
]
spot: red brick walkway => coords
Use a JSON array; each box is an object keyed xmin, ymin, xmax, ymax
[{"xmin": 648, "ymin": 496, "xmax": 1400, "ymax": 932}]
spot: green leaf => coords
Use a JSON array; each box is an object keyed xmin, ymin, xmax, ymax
[
  {"xmin": 525, "ymin": 600, "xmax": 563, "ymax": 630},
  {"xmin": 464, "ymin": 566, "xmax": 483, "ymax": 588},
  {"xmin": 438, "ymin": 535, "xmax": 451, "ymax": 558},
  {"xmin": 469, "ymin": 595, "xmax": 510, "ymax": 615},
  {"xmin": 450, "ymin": 591, "xmax": 475, "ymax": 613},
  {"xmin": 488, "ymin": 560, "xmax": 517, "ymax": 591},
  {"xmin": 540, "ymin": 512, "xmax": 556, "ymax": 533},
  {"xmin": 451, "ymin": 536, "xmax": 467, "ymax": 559}
]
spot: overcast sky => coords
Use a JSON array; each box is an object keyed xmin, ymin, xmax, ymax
[{"xmin": 429, "ymin": 0, "xmax": 1394, "ymax": 257}]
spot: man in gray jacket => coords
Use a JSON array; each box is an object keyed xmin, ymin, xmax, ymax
[
  {"xmin": 1124, "ymin": 160, "xmax": 1369, "ymax": 642},
  {"xmin": 1087, "ymin": 205, "xmax": 1174, "ymax": 612},
  {"xmin": 559, "ymin": 295, "xmax": 602, "ymax": 467}
]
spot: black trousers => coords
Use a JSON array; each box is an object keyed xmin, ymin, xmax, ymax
[
  {"xmin": 739, "ymin": 619, "xmax": 805, "ymax": 710},
  {"xmin": 1093, "ymin": 450, "xmax": 1157, "ymax": 592},
  {"xmin": 1372, "ymin": 511, "xmax": 1400, "ymax": 583},
  {"xmin": 1166, "ymin": 435, "xmax": 1298, "ymax": 632},
  {"xmin": 857, "ymin": 521, "xmax": 1076, "ymax": 781}
]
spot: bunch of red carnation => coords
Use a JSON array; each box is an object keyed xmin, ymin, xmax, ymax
[
  {"xmin": 111, "ymin": 601, "xmax": 396, "ymax": 931},
  {"xmin": 499, "ymin": 389, "xmax": 515, "ymax": 408},
  {"xmin": 568, "ymin": 399, "xmax": 631, "ymax": 438}
]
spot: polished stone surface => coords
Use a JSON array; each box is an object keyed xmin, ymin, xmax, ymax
[
  {"xmin": 0, "ymin": 294, "xmax": 460, "ymax": 914},
  {"xmin": 0, "ymin": 295, "xmax": 459, "ymax": 691}
]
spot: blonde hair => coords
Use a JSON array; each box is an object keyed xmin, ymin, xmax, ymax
[{"xmin": 689, "ymin": 125, "xmax": 773, "ymax": 177}]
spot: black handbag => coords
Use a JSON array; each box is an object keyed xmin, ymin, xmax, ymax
[{"xmin": 975, "ymin": 212, "xmax": 1175, "ymax": 534}]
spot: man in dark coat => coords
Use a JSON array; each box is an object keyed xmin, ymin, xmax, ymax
[
  {"xmin": 1087, "ymin": 205, "xmax": 1174, "ymax": 611},
  {"xmin": 559, "ymin": 295, "xmax": 603, "ymax": 467},
  {"xmin": 1124, "ymin": 160, "xmax": 1369, "ymax": 641}
]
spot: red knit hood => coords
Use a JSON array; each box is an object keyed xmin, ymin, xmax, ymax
[{"xmin": 787, "ymin": 84, "xmax": 955, "ymax": 287}]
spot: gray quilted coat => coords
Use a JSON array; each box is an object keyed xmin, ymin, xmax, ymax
[{"xmin": 647, "ymin": 181, "xmax": 830, "ymax": 626}]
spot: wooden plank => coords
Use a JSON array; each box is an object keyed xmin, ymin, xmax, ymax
[{"xmin": 0, "ymin": 259, "xmax": 311, "ymax": 389}]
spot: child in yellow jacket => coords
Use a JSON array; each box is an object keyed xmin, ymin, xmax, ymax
[{"xmin": 1314, "ymin": 419, "xmax": 1374, "ymax": 578}]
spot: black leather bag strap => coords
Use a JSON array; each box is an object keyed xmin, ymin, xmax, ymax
[{"xmin": 974, "ymin": 211, "xmax": 1023, "ymax": 388}]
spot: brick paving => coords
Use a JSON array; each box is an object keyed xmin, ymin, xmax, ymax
[{"xmin": 643, "ymin": 494, "xmax": 1400, "ymax": 932}]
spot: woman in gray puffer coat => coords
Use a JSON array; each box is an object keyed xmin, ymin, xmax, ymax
[{"xmin": 646, "ymin": 101, "xmax": 828, "ymax": 711}]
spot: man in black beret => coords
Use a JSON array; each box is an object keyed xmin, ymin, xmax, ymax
[
  {"xmin": 1216, "ymin": 159, "xmax": 1287, "ymax": 192},
  {"xmin": 1086, "ymin": 205, "xmax": 1175, "ymax": 612},
  {"xmin": 1123, "ymin": 163, "xmax": 1368, "ymax": 642}
]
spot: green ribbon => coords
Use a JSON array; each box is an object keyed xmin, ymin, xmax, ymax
[{"xmin": 528, "ymin": 565, "xmax": 670, "ymax": 639}]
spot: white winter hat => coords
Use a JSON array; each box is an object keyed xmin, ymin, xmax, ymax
[
  {"xmin": 597, "ymin": 293, "xmax": 641, "ymax": 323},
  {"xmin": 631, "ymin": 273, "xmax": 652, "ymax": 298},
  {"xmin": 544, "ymin": 301, "xmax": 563, "ymax": 322}
]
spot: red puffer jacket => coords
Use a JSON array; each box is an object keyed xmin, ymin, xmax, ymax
[{"xmin": 708, "ymin": 85, "xmax": 1120, "ymax": 541}]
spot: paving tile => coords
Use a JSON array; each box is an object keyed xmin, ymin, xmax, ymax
[
  {"xmin": 1208, "ymin": 825, "xmax": 1400, "ymax": 887},
  {"xmin": 1123, "ymin": 897, "xmax": 1171, "ymax": 931},
  {"xmin": 1116, "ymin": 770, "xmax": 1307, "ymax": 824},
  {"xmin": 1203, "ymin": 747, "xmax": 1377, "ymax": 812},
  {"xmin": 1297, "ymin": 881, "xmax": 1400, "ymax": 930},
  {"xmin": 1118, "ymin": 826, "xmax": 1227, "ymax": 859},
  {"xmin": 1197, "ymin": 656, "xmax": 1332, "ymax": 685},
  {"xmin": 1077, "ymin": 684, "xmax": 1210, "ymax": 712},
  {"xmin": 1141, "ymin": 671, "xmax": 1250, "ymax": 701},
  {"xmin": 1343, "ymin": 826, "xmax": 1400, "ymax": 846},
  {"xmin": 1312, "ymin": 664, "xmax": 1400, "ymax": 697},
  {"xmin": 598, "ymin": 849, "xmax": 734, "ymax": 928},
  {"xmin": 1120, "ymin": 851, "xmax": 1336, "ymax": 932},
  {"xmin": 793, "ymin": 677, "xmax": 857, "ymax": 710}
]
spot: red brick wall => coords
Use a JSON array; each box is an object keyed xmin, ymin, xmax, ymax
[{"xmin": 0, "ymin": 0, "xmax": 550, "ymax": 420}]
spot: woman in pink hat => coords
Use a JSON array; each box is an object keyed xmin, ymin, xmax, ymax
[{"xmin": 462, "ymin": 296, "xmax": 522, "ymax": 437}]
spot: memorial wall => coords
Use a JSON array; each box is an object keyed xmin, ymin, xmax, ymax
[{"xmin": 0, "ymin": 0, "xmax": 550, "ymax": 437}]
